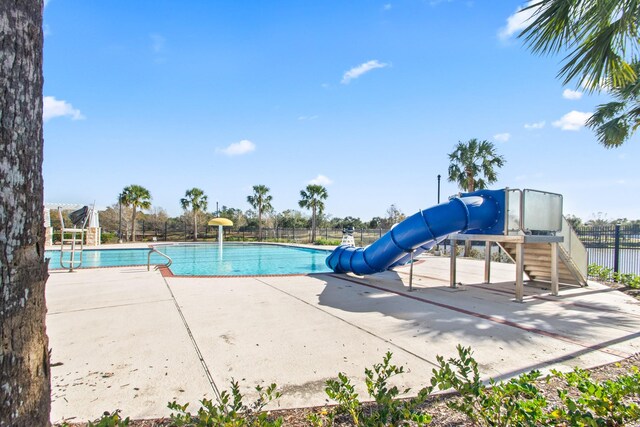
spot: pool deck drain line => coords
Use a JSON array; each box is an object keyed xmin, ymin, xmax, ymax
[
  {"xmin": 253, "ymin": 277, "xmax": 440, "ymax": 369},
  {"xmin": 161, "ymin": 275, "xmax": 223, "ymax": 403},
  {"xmin": 329, "ymin": 274, "xmax": 632, "ymax": 359}
]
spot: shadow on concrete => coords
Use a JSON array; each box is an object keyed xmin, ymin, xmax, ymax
[{"xmin": 314, "ymin": 270, "xmax": 640, "ymax": 353}]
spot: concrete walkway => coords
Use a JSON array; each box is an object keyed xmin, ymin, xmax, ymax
[{"xmin": 46, "ymin": 257, "xmax": 640, "ymax": 423}]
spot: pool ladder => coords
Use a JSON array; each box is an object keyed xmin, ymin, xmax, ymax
[{"xmin": 147, "ymin": 247, "xmax": 172, "ymax": 271}]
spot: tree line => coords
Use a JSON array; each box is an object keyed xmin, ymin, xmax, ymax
[
  {"xmin": 104, "ymin": 183, "xmax": 410, "ymax": 242},
  {"xmin": 106, "ymin": 136, "xmax": 510, "ymax": 244}
]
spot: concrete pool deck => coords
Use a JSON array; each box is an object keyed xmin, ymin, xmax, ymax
[{"xmin": 47, "ymin": 256, "xmax": 640, "ymax": 423}]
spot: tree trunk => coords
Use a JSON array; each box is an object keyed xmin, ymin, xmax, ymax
[
  {"xmin": 193, "ymin": 212, "xmax": 198, "ymax": 241},
  {"xmin": 0, "ymin": 1, "xmax": 51, "ymax": 426},
  {"xmin": 131, "ymin": 207, "xmax": 137, "ymax": 242},
  {"xmin": 258, "ymin": 209, "xmax": 262, "ymax": 242},
  {"xmin": 464, "ymin": 172, "xmax": 474, "ymax": 257},
  {"xmin": 311, "ymin": 207, "xmax": 317, "ymax": 243}
]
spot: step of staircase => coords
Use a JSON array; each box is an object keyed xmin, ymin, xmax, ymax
[{"xmin": 498, "ymin": 242, "xmax": 585, "ymax": 286}]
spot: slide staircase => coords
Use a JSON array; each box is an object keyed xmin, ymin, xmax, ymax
[{"xmin": 497, "ymin": 217, "xmax": 588, "ymax": 286}]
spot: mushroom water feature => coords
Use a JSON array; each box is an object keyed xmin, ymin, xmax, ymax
[{"xmin": 207, "ymin": 218, "xmax": 234, "ymax": 257}]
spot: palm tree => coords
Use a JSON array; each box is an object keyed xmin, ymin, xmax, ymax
[
  {"xmin": 447, "ymin": 139, "xmax": 505, "ymax": 193},
  {"xmin": 247, "ymin": 185, "xmax": 273, "ymax": 241},
  {"xmin": 119, "ymin": 185, "xmax": 152, "ymax": 242},
  {"xmin": 520, "ymin": 0, "xmax": 638, "ymax": 91},
  {"xmin": 299, "ymin": 184, "xmax": 328, "ymax": 243},
  {"xmin": 180, "ymin": 188, "xmax": 208, "ymax": 241},
  {"xmin": 448, "ymin": 139, "xmax": 505, "ymax": 256},
  {"xmin": 587, "ymin": 62, "xmax": 640, "ymax": 148},
  {"xmin": 519, "ymin": 0, "xmax": 639, "ymax": 146}
]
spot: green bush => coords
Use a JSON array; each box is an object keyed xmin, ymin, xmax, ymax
[
  {"xmin": 588, "ymin": 263, "xmax": 613, "ymax": 282},
  {"xmin": 316, "ymin": 351, "xmax": 432, "ymax": 426},
  {"xmin": 430, "ymin": 345, "xmax": 549, "ymax": 426},
  {"xmin": 589, "ymin": 263, "xmax": 640, "ymax": 288},
  {"xmin": 59, "ymin": 410, "xmax": 130, "ymax": 427},
  {"xmin": 314, "ymin": 238, "xmax": 341, "ymax": 246},
  {"xmin": 168, "ymin": 379, "xmax": 282, "ymax": 426},
  {"xmin": 550, "ymin": 366, "xmax": 640, "ymax": 426},
  {"xmin": 101, "ymin": 232, "xmax": 119, "ymax": 244}
]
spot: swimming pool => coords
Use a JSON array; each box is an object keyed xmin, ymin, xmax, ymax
[{"xmin": 45, "ymin": 243, "xmax": 333, "ymax": 276}]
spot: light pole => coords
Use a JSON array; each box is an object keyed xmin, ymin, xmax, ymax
[
  {"xmin": 436, "ymin": 175, "xmax": 442, "ymax": 255},
  {"xmin": 216, "ymin": 201, "xmax": 219, "ymax": 217},
  {"xmin": 118, "ymin": 193, "xmax": 123, "ymax": 242}
]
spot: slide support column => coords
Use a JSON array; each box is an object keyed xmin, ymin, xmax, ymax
[
  {"xmin": 408, "ymin": 250, "xmax": 414, "ymax": 292},
  {"xmin": 515, "ymin": 242, "xmax": 524, "ymax": 302},
  {"xmin": 450, "ymin": 238, "xmax": 457, "ymax": 289},
  {"xmin": 484, "ymin": 241, "xmax": 491, "ymax": 284}
]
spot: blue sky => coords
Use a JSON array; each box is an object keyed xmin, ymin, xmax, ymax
[{"xmin": 43, "ymin": 1, "xmax": 639, "ymax": 222}]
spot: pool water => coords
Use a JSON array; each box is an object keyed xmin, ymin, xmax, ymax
[{"xmin": 45, "ymin": 243, "xmax": 332, "ymax": 276}]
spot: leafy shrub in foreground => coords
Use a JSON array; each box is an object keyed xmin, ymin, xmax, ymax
[
  {"xmin": 168, "ymin": 379, "xmax": 282, "ymax": 426},
  {"xmin": 550, "ymin": 366, "xmax": 640, "ymax": 426},
  {"xmin": 430, "ymin": 345, "xmax": 549, "ymax": 426},
  {"xmin": 59, "ymin": 410, "xmax": 130, "ymax": 427},
  {"xmin": 314, "ymin": 351, "xmax": 432, "ymax": 426}
]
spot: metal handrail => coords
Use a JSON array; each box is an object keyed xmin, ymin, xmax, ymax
[
  {"xmin": 558, "ymin": 216, "xmax": 588, "ymax": 284},
  {"xmin": 148, "ymin": 247, "xmax": 172, "ymax": 271}
]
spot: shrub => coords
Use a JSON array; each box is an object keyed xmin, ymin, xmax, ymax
[
  {"xmin": 101, "ymin": 232, "xmax": 119, "ymax": 244},
  {"xmin": 589, "ymin": 263, "xmax": 640, "ymax": 288},
  {"xmin": 316, "ymin": 351, "xmax": 432, "ymax": 426},
  {"xmin": 430, "ymin": 345, "xmax": 548, "ymax": 426},
  {"xmin": 550, "ymin": 366, "xmax": 640, "ymax": 426},
  {"xmin": 314, "ymin": 238, "xmax": 341, "ymax": 246},
  {"xmin": 168, "ymin": 379, "xmax": 282, "ymax": 426},
  {"xmin": 58, "ymin": 410, "xmax": 130, "ymax": 427}
]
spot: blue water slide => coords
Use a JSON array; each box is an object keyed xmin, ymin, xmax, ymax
[{"xmin": 326, "ymin": 189, "xmax": 506, "ymax": 275}]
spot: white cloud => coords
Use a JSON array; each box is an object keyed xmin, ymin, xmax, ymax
[
  {"xmin": 552, "ymin": 111, "xmax": 592, "ymax": 131},
  {"xmin": 562, "ymin": 89, "xmax": 583, "ymax": 100},
  {"xmin": 524, "ymin": 120, "xmax": 545, "ymax": 130},
  {"xmin": 498, "ymin": 1, "xmax": 538, "ymax": 40},
  {"xmin": 297, "ymin": 115, "xmax": 319, "ymax": 121},
  {"xmin": 150, "ymin": 33, "xmax": 165, "ymax": 53},
  {"xmin": 216, "ymin": 139, "xmax": 256, "ymax": 156},
  {"xmin": 309, "ymin": 174, "xmax": 333, "ymax": 186},
  {"xmin": 494, "ymin": 132, "xmax": 511, "ymax": 142},
  {"xmin": 43, "ymin": 96, "xmax": 84, "ymax": 122},
  {"xmin": 341, "ymin": 60, "xmax": 389, "ymax": 84}
]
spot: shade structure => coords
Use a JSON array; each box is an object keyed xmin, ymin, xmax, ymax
[{"xmin": 207, "ymin": 218, "xmax": 233, "ymax": 227}]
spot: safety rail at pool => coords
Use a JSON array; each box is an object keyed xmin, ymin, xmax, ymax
[{"xmin": 148, "ymin": 247, "xmax": 172, "ymax": 271}]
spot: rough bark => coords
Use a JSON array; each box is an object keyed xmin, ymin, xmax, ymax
[
  {"xmin": 193, "ymin": 211, "xmax": 198, "ymax": 241},
  {"xmin": 311, "ymin": 206, "xmax": 317, "ymax": 243},
  {"xmin": 0, "ymin": 1, "xmax": 50, "ymax": 426},
  {"xmin": 130, "ymin": 207, "xmax": 137, "ymax": 242}
]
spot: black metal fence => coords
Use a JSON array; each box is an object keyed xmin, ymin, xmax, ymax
[
  {"xmin": 105, "ymin": 222, "xmax": 393, "ymax": 246},
  {"xmin": 99, "ymin": 222, "xmax": 640, "ymax": 274},
  {"xmin": 575, "ymin": 224, "xmax": 640, "ymax": 275}
]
